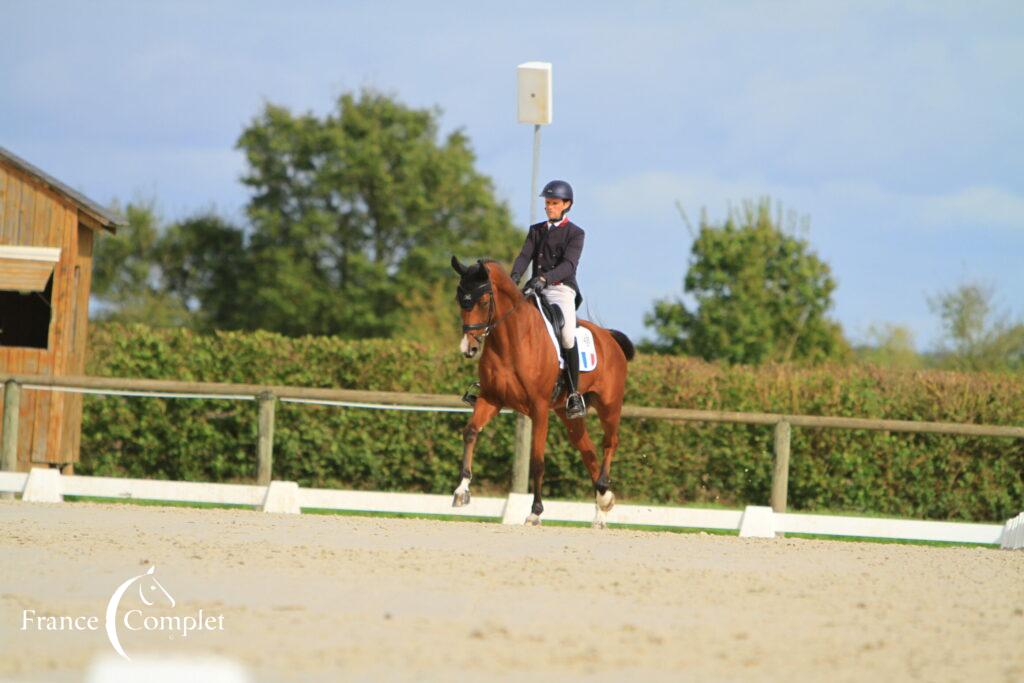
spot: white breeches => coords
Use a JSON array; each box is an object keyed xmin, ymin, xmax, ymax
[{"xmin": 542, "ymin": 283, "xmax": 576, "ymax": 349}]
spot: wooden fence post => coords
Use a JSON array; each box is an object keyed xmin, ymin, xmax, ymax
[
  {"xmin": 1, "ymin": 380, "xmax": 21, "ymax": 500},
  {"xmin": 771, "ymin": 420, "xmax": 791, "ymax": 514},
  {"xmin": 511, "ymin": 414, "xmax": 531, "ymax": 493},
  {"xmin": 257, "ymin": 392, "xmax": 275, "ymax": 486}
]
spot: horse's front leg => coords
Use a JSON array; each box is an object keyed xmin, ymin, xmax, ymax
[
  {"xmin": 525, "ymin": 407, "xmax": 550, "ymax": 526},
  {"xmin": 452, "ymin": 396, "xmax": 501, "ymax": 507}
]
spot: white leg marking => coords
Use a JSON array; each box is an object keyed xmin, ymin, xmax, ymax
[
  {"xmin": 593, "ymin": 490, "xmax": 614, "ymax": 528},
  {"xmin": 454, "ymin": 477, "xmax": 471, "ymax": 495}
]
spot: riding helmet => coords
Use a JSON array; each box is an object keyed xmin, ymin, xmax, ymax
[{"xmin": 540, "ymin": 180, "xmax": 573, "ymax": 202}]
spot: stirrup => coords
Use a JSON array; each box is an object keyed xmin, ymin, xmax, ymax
[
  {"xmin": 461, "ymin": 382, "xmax": 480, "ymax": 407},
  {"xmin": 565, "ymin": 392, "xmax": 586, "ymax": 419}
]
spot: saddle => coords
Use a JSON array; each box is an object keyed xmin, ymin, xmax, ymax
[{"xmin": 535, "ymin": 294, "xmax": 566, "ymax": 336}]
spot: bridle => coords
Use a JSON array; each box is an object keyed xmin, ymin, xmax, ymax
[{"xmin": 459, "ymin": 280, "xmax": 524, "ymax": 341}]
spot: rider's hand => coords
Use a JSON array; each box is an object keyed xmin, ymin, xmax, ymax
[{"xmin": 524, "ymin": 276, "xmax": 546, "ymax": 294}]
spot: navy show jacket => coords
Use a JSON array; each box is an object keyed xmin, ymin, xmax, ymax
[{"xmin": 511, "ymin": 218, "xmax": 585, "ymax": 309}]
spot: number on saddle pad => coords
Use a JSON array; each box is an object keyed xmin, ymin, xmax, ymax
[{"xmin": 576, "ymin": 327, "xmax": 598, "ymax": 372}]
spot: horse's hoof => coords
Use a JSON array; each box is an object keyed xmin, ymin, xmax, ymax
[
  {"xmin": 452, "ymin": 490, "xmax": 470, "ymax": 508},
  {"xmin": 592, "ymin": 519, "xmax": 608, "ymax": 530},
  {"xmin": 524, "ymin": 514, "xmax": 542, "ymax": 526}
]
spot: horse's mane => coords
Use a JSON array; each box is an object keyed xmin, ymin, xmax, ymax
[{"xmin": 481, "ymin": 260, "xmax": 521, "ymax": 300}]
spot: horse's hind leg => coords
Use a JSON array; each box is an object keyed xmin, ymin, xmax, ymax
[
  {"xmin": 590, "ymin": 401, "xmax": 622, "ymax": 529},
  {"xmin": 452, "ymin": 396, "xmax": 500, "ymax": 507},
  {"xmin": 556, "ymin": 409, "xmax": 611, "ymax": 529}
]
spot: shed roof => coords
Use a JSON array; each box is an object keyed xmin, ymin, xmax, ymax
[{"xmin": 0, "ymin": 145, "xmax": 125, "ymax": 232}]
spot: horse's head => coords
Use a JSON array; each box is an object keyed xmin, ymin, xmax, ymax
[
  {"xmin": 451, "ymin": 256, "xmax": 497, "ymax": 359},
  {"xmin": 136, "ymin": 565, "xmax": 175, "ymax": 608}
]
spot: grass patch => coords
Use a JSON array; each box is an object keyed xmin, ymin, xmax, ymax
[
  {"xmin": 63, "ymin": 495, "xmax": 253, "ymax": 511},
  {"xmin": 301, "ymin": 507, "xmax": 497, "ymax": 524},
  {"xmin": 779, "ymin": 531, "xmax": 997, "ymax": 549}
]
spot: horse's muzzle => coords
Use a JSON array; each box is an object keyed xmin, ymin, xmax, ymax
[{"xmin": 460, "ymin": 334, "xmax": 480, "ymax": 358}]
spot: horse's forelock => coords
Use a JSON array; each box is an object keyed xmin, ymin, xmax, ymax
[{"xmin": 459, "ymin": 262, "xmax": 488, "ymax": 287}]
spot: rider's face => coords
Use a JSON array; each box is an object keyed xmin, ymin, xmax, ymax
[{"xmin": 544, "ymin": 198, "xmax": 570, "ymax": 221}]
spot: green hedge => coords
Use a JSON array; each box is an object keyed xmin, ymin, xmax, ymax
[{"xmin": 79, "ymin": 324, "xmax": 1024, "ymax": 522}]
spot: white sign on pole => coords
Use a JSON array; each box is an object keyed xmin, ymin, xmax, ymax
[{"xmin": 517, "ymin": 62, "xmax": 552, "ymax": 125}]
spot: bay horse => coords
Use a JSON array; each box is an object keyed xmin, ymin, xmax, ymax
[{"xmin": 450, "ymin": 257, "xmax": 635, "ymax": 527}]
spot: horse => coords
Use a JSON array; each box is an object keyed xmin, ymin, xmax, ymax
[{"xmin": 450, "ymin": 256, "xmax": 635, "ymax": 527}]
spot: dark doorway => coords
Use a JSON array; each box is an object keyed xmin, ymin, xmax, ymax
[{"xmin": 0, "ymin": 274, "xmax": 53, "ymax": 349}]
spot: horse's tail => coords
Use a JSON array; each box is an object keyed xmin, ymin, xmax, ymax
[{"xmin": 608, "ymin": 329, "xmax": 635, "ymax": 362}]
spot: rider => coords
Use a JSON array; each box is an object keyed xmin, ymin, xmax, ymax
[{"xmin": 510, "ymin": 180, "xmax": 587, "ymax": 419}]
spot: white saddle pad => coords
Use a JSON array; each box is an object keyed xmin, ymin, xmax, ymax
[
  {"xmin": 533, "ymin": 295, "xmax": 598, "ymax": 372},
  {"xmin": 575, "ymin": 327, "xmax": 598, "ymax": 372}
]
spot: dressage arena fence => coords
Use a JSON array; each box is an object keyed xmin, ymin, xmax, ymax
[{"xmin": 2, "ymin": 373, "xmax": 1023, "ymax": 549}]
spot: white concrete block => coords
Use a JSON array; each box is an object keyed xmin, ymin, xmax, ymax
[
  {"xmin": 738, "ymin": 505, "xmax": 776, "ymax": 538},
  {"xmin": 1000, "ymin": 512, "xmax": 1024, "ymax": 550},
  {"xmin": 21, "ymin": 467, "xmax": 62, "ymax": 503},
  {"xmin": 501, "ymin": 493, "xmax": 535, "ymax": 525},
  {"xmin": 261, "ymin": 480, "xmax": 300, "ymax": 514}
]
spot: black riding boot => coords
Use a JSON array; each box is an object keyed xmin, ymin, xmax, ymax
[{"xmin": 563, "ymin": 342, "xmax": 586, "ymax": 419}]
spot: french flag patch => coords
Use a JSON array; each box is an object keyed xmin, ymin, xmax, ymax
[{"xmin": 575, "ymin": 328, "xmax": 598, "ymax": 372}]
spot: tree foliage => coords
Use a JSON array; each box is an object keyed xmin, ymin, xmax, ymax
[
  {"xmin": 854, "ymin": 323, "xmax": 923, "ymax": 370},
  {"xmin": 928, "ymin": 283, "xmax": 1024, "ymax": 372},
  {"xmin": 90, "ymin": 200, "xmax": 190, "ymax": 327},
  {"xmin": 231, "ymin": 90, "xmax": 521, "ymax": 338},
  {"xmin": 156, "ymin": 213, "xmax": 247, "ymax": 331},
  {"xmin": 92, "ymin": 90, "xmax": 522, "ymax": 342},
  {"xmin": 643, "ymin": 199, "xmax": 848, "ymax": 364}
]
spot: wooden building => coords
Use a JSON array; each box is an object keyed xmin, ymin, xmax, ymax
[{"xmin": 0, "ymin": 146, "xmax": 122, "ymax": 471}]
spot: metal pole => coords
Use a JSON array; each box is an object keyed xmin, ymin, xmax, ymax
[
  {"xmin": 770, "ymin": 420, "xmax": 791, "ymax": 514},
  {"xmin": 530, "ymin": 124, "xmax": 541, "ymax": 225},
  {"xmin": 257, "ymin": 392, "xmax": 275, "ymax": 486},
  {"xmin": 512, "ymin": 124, "xmax": 542, "ymax": 493},
  {"xmin": 1, "ymin": 380, "xmax": 21, "ymax": 500}
]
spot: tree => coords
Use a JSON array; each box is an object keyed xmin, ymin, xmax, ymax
[
  {"xmin": 855, "ymin": 323, "xmax": 923, "ymax": 369},
  {"xmin": 91, "ymin": 200, "xmax": 191, "ymax": 327},
  {"xmin": 643, "ymin": 198, "xmax": 847, "ymax": 364},
  {"xmin": 156, "ymin": 212, "xmax": 247, "ymax": 332},
  {"xmin": 928, "ymin": 283, "xmax": 1024, "ymax": 372},
  {"xmin": 232, "ymin": 90, "xmax": 522, "ymax": 339}
]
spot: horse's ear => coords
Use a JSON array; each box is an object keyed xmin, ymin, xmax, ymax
[{"xmin": 451, "ymin": 255, "xmax": 466, "ymax": 275}]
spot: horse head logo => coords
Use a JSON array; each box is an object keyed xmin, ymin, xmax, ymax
[{"xmin": 105, "ymin": 565, "xmax": 175, "ymax": 660}]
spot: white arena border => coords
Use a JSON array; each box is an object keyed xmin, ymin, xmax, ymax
[{"xmin": 1, "ymin": 468, "xmax": 1021, "ymax": 549}]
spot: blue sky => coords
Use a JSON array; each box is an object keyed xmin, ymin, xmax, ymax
[{"xmin": 3, "ymin": 1, "xmax": 1022, "ymax": 349}]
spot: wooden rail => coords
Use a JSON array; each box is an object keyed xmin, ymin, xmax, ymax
[{"xmin": 2, "ymin": 373, "xmax": 1022, "ymax": 513}]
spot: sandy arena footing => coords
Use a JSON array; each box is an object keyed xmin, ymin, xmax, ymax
[{"xmin": 0, "ymin": 500, "xmax": 1021, "ymax": 682}]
